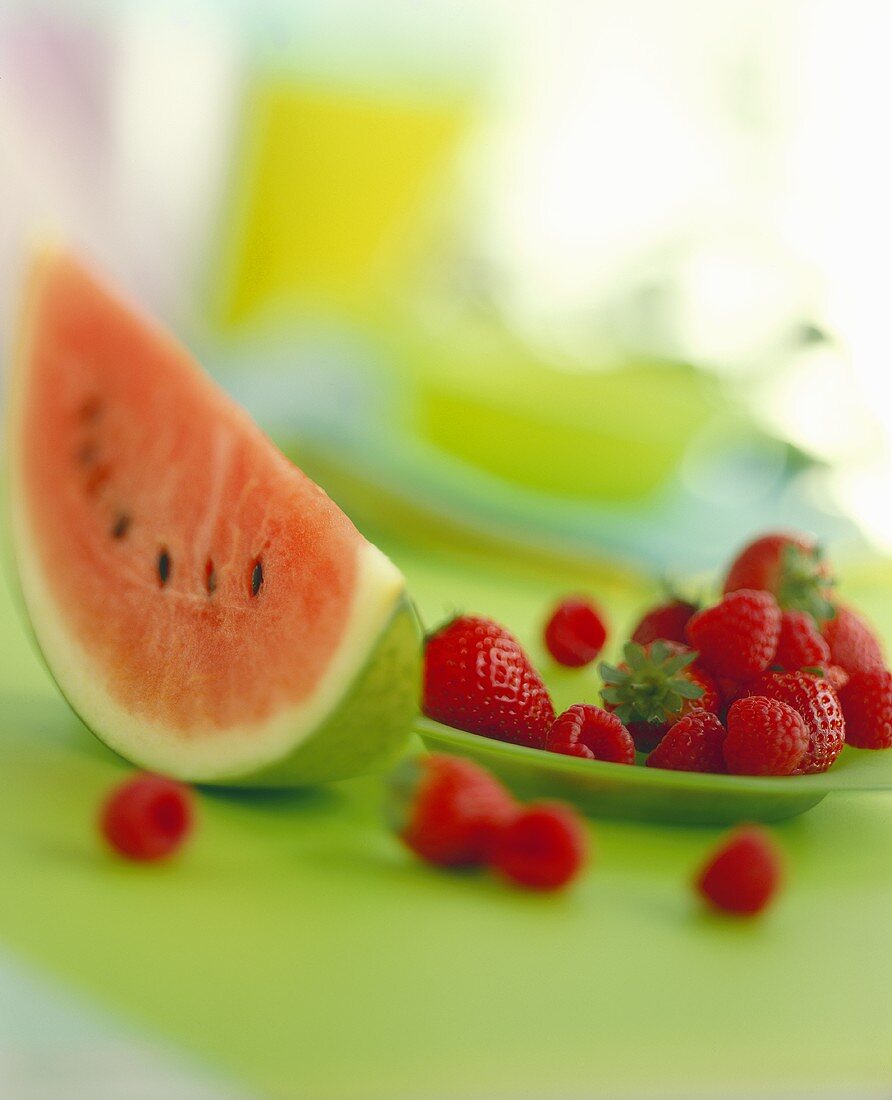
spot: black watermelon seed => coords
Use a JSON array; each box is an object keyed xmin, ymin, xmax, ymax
[
  {"xmin": 251, "ymin": 559, "xmax": 263, "ymax": 597},
  {"xmin": 77, "ymin": 441, "xmax": 98, "ymax": 465},
  {"xmin": 111, "ymin": 514, "xmax": 130, "ymax": 539},
  {"xmin": 79, "ymin": 396, "xmax": 102, "ymax": 423},
  {"xmin": 205, "ymin": 559, "xmax": 216, "ymax": 595},
  {"xmin": 158, "ymin": 549, "xmax": 171, "ymax": 586}
]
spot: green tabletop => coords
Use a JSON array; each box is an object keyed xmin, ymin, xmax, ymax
[{"xmin": 1, "ymin": 523, "xmax": 891, "ymax": 1099}]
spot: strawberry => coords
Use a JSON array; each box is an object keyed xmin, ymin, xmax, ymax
[
  {"xmin": 423, "ymin": 616, "xmax": 555, "ymax": 749},
  {"xmin": 388, "ymin": 754, "xmax": 516, "ymax": 867},
  {"xmin": 825, "ymin": 664, "xmax": 850, "ymax": 694},
  {"xmin": 821, "ymin": 605, "xmax": 885, "ymax": 675},
  {"xmin": 630, "ymin": 599, "xmax": 698, "ymax": 647},
  {"xmin": 646, "ymin": 709, "xmax": 726, "ymax": 773},
  {"xmin": 723, "ymin": 531, "xmax": 834, "ymax": 622},
  {"xmin": 543, "ymin": 596, "xmax": 608, "ymax": 667},
  {"xmin": 686, "ymin": 590, "xmax": 781, "ymax": 681},
  {"xmin": 546, "ymin": 704, "xmax": 635, "ymax": 764},
  {"xmin": 837, "ymin": 668, "xmax": 892, "ymax": 749},
  {"xmin": 774, "ymin": 609, "xmax": 831, "ymax": 671},
  {"xmin": 600, "ymin": 640, "xmax": 720, "ymax": 753},
  {"xmin": 491, "ymin": 801, "xmax": 588, "ymax": 891},
  {"xmin": 724, "ymin": 697, "xmax": 808, "ymax": 776},
  {"xmin": 745, "ymin": 670, "xmax": 845, "ymax": 774},
  {"xmin": 696, "ymin": 826, "xmax": 783, "ymax": 916}
]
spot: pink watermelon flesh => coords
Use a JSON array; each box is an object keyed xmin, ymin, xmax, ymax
[{"xmin": 8, "ymin": 250, "xmax": 418, "ymax": 783}]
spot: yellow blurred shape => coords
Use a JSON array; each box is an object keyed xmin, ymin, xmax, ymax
[{"xmin": 214, "ymin": 79, "xmax": 467, "ymax": 327}]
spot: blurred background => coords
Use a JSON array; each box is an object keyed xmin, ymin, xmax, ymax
[
  {"xmin": 2, "ymin": 0, "xmax": 892, "ymax": 1095},
  {"xmin": 4, "ymin": 0, "xmax": 892, "ymax": 575}
]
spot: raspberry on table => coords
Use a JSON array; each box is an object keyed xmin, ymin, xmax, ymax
[
  {"xmin": 546, "ymin": 704, "xmax": 635, "ymax": 764},
  {"xmin": 389, "ymin": 754, "xmax": 517, "ymax": 868},
  {"xmin": 686, "ymin": 589, "xmax": 781, "ymax": 681},
  {"xmin": 491, "ymin": 801, "xmax": 588, "ymax": 891},
  {"xmin": 100, "ymin": 773, "xmax": 194, "ymax": 862},
  {"xmin": 646, "ymin": 709, "xmax": 726, "ymax": 773},
  {"xmin": 543, "ymin": 596, "xmax": 609, "ymax": 667},
  {"xmin": 696, "ymin": 825, "xmax": 783, "ymax": 915},
  {"xmin": 837, "ymin": 668, "xmax": 892, "ymax": 749},
  {"xmin": 774, "ymin": 609, "xmax": 831, "ymax": 671},
  {"xmin": 724, "ymin": 696, "xmax": 808, "ymax": 776}
]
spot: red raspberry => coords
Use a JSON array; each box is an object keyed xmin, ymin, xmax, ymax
[
  {"xmin": 424, "ymin": 616, "xmax": 555, "ymax": 749},
  {"xmin": 723, "ymin": 532, "xmax": 834, "ymax": 622},
  {"xmin": 746, "ymin": 670, "xmax": 845, "ymax": 774},
  {"xmin": 100, "ymin": 774, "xmax": 194, "ymax": 862},
  {"xmin": 601, "ymin": 640, "xmax": 721, "ymax": 753},
  {"xmin": 389, "ymin": 754, "xmax": 516, "ymax": 867},
  {"xmin": 543, "ymin": 596, "xmax": 608, "ymax": 667},
  {"xmin": 686, "ymin": 589, "xmax": 781, "ymax": 681},
  {"xmin": 821, "ymin": 606, "xmax": 885, "ymax": 675},
  {"xmin": 491, "ymin": 801, "xmax": 588, "ymax": 891},
  {"xmin": 696, "ymin": 826, "xmax": 783, "ymax": 915},
  {"xmin": 646, "ymin": 709, "xmax": 726, "ymax": 773},
  {"xmin": 774, "ymin": 610, "xmax": 831, "ymax": 671},
  {"xmin": 724, "ymin": 697, "xmax": 808, "ymax": 775},
  {"xmin": 837, "ymin": 668, "xmax": 892, "ymax": 749},
  {"xmin": 630, "ymin": 599, "xmax": 697, "ymax": 647},
  {"xmin": 546, "ymin": 704, "xmax": 635, "ymax": 764}
]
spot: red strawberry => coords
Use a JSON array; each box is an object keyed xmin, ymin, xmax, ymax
[
  {"xmin": 389, "ymin": 754, "xmax": 516, "ymax": 867},
  {"xmin": 723, "ymin": 531, "xmax": 834, "ymax": 622},
  {"xmin": 837, "ymin": 668, "xmax": 892, "ymax": 749},
  {"xmin": 821, "ymin": 605, "xmax": 885, "ymax": 675},
  {"xmin": 546, "ymin": 704, "xmax": 635, "ymax": 764},
  {"xmin": 686, "ymin": 590, "xmax": 781, "ymax": 681},
  {"xmin": 491, "ymin": 801, "xmax": 588, "ymax": 891},
  {"xmin": 100, "ymin": 774, "xmax": 194, "ymax": 862},
  {"xmin": 825, "ymin": 664, "xmax": 850, "ymax": 694},
  {"xmin": 630, "ymin": 599, "xmax": 698, "ymax": 647},
  {"xmin": 696, "ymin": 826, "xmax": 783, "ymax": 915},
  {"xmin": 600, "ymin": 640, "xmax": 721, "ymax": 753},
  {"xmin": 646, "ymin": 709, "xmax": 726, "ymax": 773},
  {"xmin": 724, "ymin": 697, "xmax": 808, "ymax": 775},
  {"xmin": 774, "ymin": 609, "xmax": 831, "ymax": 671},
  {"xmin": 543, "ymin": 596, "xmax": 608, "ymax": 667},
  {"xmin": 424, "ymin": 616, "xmax": 555, "ymax": 749},
  {"xmin": 745, "ymin": 670, "xmax": 845, "ymax": 774}
]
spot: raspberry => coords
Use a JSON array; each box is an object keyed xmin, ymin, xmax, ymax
[
  {"xmin": 600, "ymin": 640, "xmax": 721, "ymax": 753},
  {"xmin": 821, "ymin": 606, "xmax": 885, "ymax": 675},
  {"xmin": 774, "ymin": 610, "xmax": 831, "ymax": 671},
  {"xmin": 724, "ymin": 697, "xmax": 808, "ymax": 775},
  {"xmin": 723, "ymin": 532, "xmax": 834, "ymax": 622},
  {"xmin": 837, "ymin": 668, "xmax": 892, "ymax": 749},
  {"xmin": 389, "ymin": 754, "xmax": 516, "ymax": 867},
  {"xmin": 491, "ymin": 801, "xmax": 588, "ymax": 891},
  {"xmin": 100, "ymin": 774, "xmax": 194, "ymax": 861},
  {"xmin": 646, "ymin": 709, "xmax": 726, "ymax": 773},
  {"xmin": 546, "ymin": 704, "xmax": 635, "ymax": 764},
  {"xmin": 696, "ymin": 826, "xmax": 783, "ymax": 915},
  {"xmin": 746, "ymin": 670, "xmax": 845, "ymax": 774},
  {"xmin": 543, "ymin": 597, "xmax": 608, "ymax": 667},
  {"xmin": 686, "ymin": 589, "xmax": 781, "ymax": 681},
  {"xmin": 423, "ymin": 616, "xmax": 555, "ymax": 749},
  {"xmin": 630, "ymin": 599, "xmax": 697, "ymax": 647}
]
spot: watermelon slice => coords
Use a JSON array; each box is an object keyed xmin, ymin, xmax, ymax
[{"xmin": 6, "ymin": 249, "xmax": 421, "ymax": 785}]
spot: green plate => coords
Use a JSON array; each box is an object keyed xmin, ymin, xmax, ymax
[{"xmin": 417, "ymin": 716, "xmax": 892, "ymax": 825}]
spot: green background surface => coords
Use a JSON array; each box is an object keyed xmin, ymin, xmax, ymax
[{"xmin": 1, "ymin": 522, "xmax": 892, "ymax": 1099}]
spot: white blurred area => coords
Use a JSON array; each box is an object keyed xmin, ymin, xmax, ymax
[{"xmin": 1, "ymin": 0, "xmax": 891, "ymax": 544}]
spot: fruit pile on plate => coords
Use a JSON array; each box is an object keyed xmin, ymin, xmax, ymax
[{"xmin": 422, "ymin": 532, "xmax": 892, "ymax": 776}]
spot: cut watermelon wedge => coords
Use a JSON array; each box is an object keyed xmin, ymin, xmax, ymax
[{"xmin": 6, "ymin": 249, "xmax": 421, "ymax": 785}]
